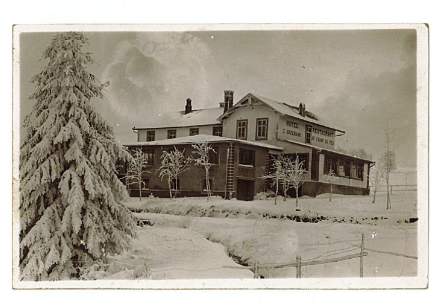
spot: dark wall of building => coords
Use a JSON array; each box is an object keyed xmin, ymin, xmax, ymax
[
  {"xmin": 302, "ymin": 182, "xmax": 370, "ymax": 197},
  {"xmin": 123, "ymin": 142, "xmax": 272, "ymax": 199}
]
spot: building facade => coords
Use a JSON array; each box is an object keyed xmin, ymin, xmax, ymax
[{"xmin": 125, "ymin": 90, "xmax": 373, "ymax": 200}]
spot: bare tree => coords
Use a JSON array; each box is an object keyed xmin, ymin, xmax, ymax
[
  {"xmin": 159, "ymin": 147, "xmax": 191, "ymax": 198},
  {"xmin": 262, "ymin": 155, "xmax": 285, "ymax": 205},
  {"xmin": 284, "ymin": 155, "xmax": 307, "ymax": 210},
  {"xmin": 328, "ymin": 167, "xmax": 336, "ymax": 202},
  {"xmin": 371, "ymin": 164, "xmax": 383, "ymax": 204},
  {"xmin": 192, "ymin": 141, "xmax": 216, "ymax": 200},
  {"xmin": 382, "ymin": 129, "xmax": 396, "ymax": 210},
  {"xmin": 124, "ymin": 149, "xmax": 150, "ymax": 201}
]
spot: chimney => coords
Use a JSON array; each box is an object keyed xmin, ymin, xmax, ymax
[
  {"xmin": 224, "ymin": 90, "xmax": 234, "ymax": 113},
  {"xmin": 299, "ymin": 102, "xmax": 306, "ymax": 117},
  {"xmin": 185, "ymin": 98, "xmax": 192, "ymax": 114}
]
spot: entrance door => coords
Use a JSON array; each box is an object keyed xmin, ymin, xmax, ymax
[
  {"xmin": 237, "ymin": 179, "xmax": 255, "ymax": 201},
  {"xmin": 305, "ymin": 125, "xmax": 312, "ymax": 144}
]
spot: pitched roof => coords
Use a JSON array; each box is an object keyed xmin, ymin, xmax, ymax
[
  {"xmin": 124, "ymin": 134, "xmax": 283, "ymax": 151},
  {"xmin": 220, "ymin": 93, "xmax": 345, "ymax": 133},
  {"xmin": 133, "ymin": 107, "xmax": 223, "ymax": 130}
]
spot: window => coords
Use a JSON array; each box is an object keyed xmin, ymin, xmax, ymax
[
  {"xmin": 324, "ymin": 156, "xmax": 337, "ymax": 175},
  {"xmin": 212, "ymin": 126, "xmax": 223, "ymax": 137},
  {"xmin": 201, "ymin": 178, "xmax": 214, "ymax": 191},
  {"xmin": 167, "ymin": 129, "xmax": 176, "ymax": 139},
  {"xmin": 144, "ymin": 151, "xmax": 154, "ymax": 165},
  {"xmin": 236, "ymin": 120, "xmax": 248, "ymax": 140},
  {"xmin": 256, "ymin": 118, "xmax": 268, "ymax": 140},
  {"xmin": 146, "ymin": 130, "xmax": 155, "ymax": 141},
  {"xmin": 171, "ymin": 178, "xmax": 180, "ymax": 191},
  {"xmin": 356, "ymin": 163, "xmax": 364, "ymax": 179},
  {"xmin": 305, "ymin": 125, "xmax": 312, "ymax": 144},
  {"xmin": 238, "ymin": 148, "xmax": 255, "ymax": 166},
  {"xmin": 142, "ymin": 177, "xmax": 150, "ymax": 189},
  {"xmin": 208, "ymin": 147, "xmax": 219, "ymax": 164},
  {"xmin": 189, "ymin": 128, "xmax": 199, "ymax": 136}
]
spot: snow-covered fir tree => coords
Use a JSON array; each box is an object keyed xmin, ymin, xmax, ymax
[{"xmin": 19, "ymin": 32, "xmax": 136, "ymax": 280}]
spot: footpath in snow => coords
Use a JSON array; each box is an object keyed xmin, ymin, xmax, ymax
[{"xmin": 86, "ymin": 226, "xmax": 253, "ymax": 280}]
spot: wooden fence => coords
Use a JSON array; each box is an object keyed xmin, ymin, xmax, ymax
[
  {"xmin": 370, "ymin": 184, "xmax": 417, "ymax": 193},
  {"xmin": 251, "ymin": 233, "xmax": 367, "ymax": 278}
]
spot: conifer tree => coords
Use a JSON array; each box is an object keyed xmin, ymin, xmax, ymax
[{"xmin": 19, "ymin": 32, "xmax": 136, "ymax": 280}]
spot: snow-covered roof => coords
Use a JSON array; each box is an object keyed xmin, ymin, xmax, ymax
[
  {"xmin": 133, "ymin": 107, "xmax": 223, "ymax": 130},
  {"xmin": 284, "ymin": 139, "xmax": 373, "ymax": 162},
  {"xmin": 124, "ymin": 134, "xmax": 283, "ymax": 151},
  {"xmin": 220, "ymin": 93, "xmax": 345, "ymax": 134}
]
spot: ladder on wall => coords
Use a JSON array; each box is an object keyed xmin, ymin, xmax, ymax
[{"xmin": 225, "ymin": 143, "xmax": 236, "ymax": 199}]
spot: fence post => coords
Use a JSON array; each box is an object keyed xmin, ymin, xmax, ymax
[
  {"xmin": 360, "ymin": 233, "xmax": 365, "ymax": 278},
  {"xmin": 296, "ymin": 256, "xmax": 302, "ymax": 278},
  {"xmin": 253, "ymin": 262, "xmax": 259, "ymax": 279}
]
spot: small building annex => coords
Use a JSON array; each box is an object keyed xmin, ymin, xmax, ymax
[{"xmin": 122, "ymin": 90, "xmax": 373, "ymax": 200}]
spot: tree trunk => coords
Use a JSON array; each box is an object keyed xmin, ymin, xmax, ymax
[
  {"xmin": 329, "ymin": 184, "xmax": 332, "ymax": 202},
  {"xmin": 138, "ymin": 179, "xmax": 142, "ymax": 201},
  {"xmin": 205, "ymin": 168, "xmax": 210, "ymax": 201},
  {"xmin": 372, "ymin": 184, "xmax": 377, "ymax": 204},
  {"xmin": 168, "ymin": 178, "xmax": 172, "ymax": 198},
  {"xmin": 386, "ymin": 172, "xmax": 391, "ymax": 210},
  {"xmin": 283, "ymin": 183, "xmax": 287, "ymax": 202},
  {"xmin": 295, "ymin": 186, "xmax": 299, "ymax": 210},
  {"xmin": 274, "ymin": 178, "xmax": 278, "ymax": 205}
]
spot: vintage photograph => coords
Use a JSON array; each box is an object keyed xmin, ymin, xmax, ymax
[{"xmin": 12, "ymin": 25, "xmax": 428, "ymax": 288}]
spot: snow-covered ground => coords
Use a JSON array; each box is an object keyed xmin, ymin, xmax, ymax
[
  {"xmin": 127, "ymin": 191, "xmax": 417, "ymax": 225},
  {"xmin": 85, "ymin": 226, "xmax": 253, "ymax": 279},
  {"xmin": 134, "ymin": 213, "xmax": 417, "ymax": 278},
  {"xmin": 92, "ymin": 191, "xmax": 417, "ymax": 279}
]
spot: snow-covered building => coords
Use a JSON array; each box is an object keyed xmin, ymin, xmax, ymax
[{"xmin": 125, "ymin": 90, "xmax": 373, "ymax": 200}]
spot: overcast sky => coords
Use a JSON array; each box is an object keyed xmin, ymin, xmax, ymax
[{"xmin": 20, "ymin": 29, "xmax": 417, "ymax": 168}]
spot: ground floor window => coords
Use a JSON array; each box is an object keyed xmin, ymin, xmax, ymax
[
  {"xmin": 324, "ymin": 154, "xmax": 364, "ymax": 179},
  {"xmin": 208, "ymin": 146, "xmax": 219, "ymax": 164},
  {"xmin": 144, "ymin": 150, "xmax": 154, "ymax": 165},
  {"xmin": 171, "ymin": 178, "xmax": 180, "ymax": 190},
  {"xmin": 239, "ymin": 148, "xmax": 255, "ymax": 166},
  {"xmin": 286, "ymin": 153, "xmax": 309, "ymax": 170}
]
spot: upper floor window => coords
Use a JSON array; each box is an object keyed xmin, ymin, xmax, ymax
[
  {"xmin": 236, "ymin": 119, "xmax": 248, "ymax": 140},
  {"xmin": 146, "ymin": 130, "xmax": 155, "ymax": 141},
  {"xmin": 238, "ymin": 148, "xmax": 255, "ymax": 166},
  {"xmin": 167, "ymin": 129, "xmax": 176, "ymax": 139},
  {"xmin": 256, "ymin": 118, "xmax": 268, "ymax": 140},
  {"xmin": 212, "ymin": 126, "xmax": 223, "ymax": 137},
  {"xmin": 189, "ymin": 128, "xmax": 199, "ymax": 136}
]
